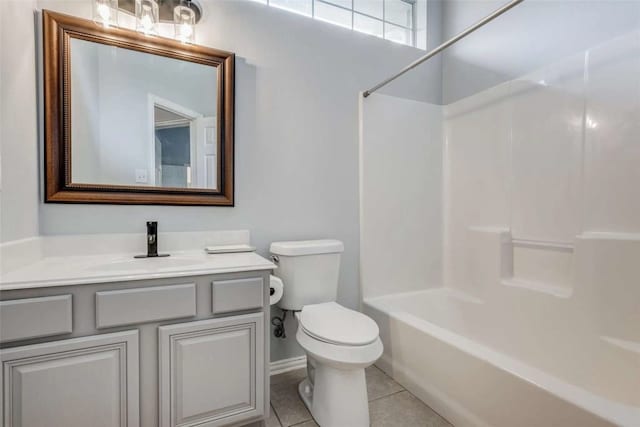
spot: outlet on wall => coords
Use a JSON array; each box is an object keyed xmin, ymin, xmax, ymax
[{"xmin": 135, "ymin": 169, "xmax": 148, "ymax": 184}]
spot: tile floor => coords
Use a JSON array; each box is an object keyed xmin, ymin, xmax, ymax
[{"xmin": 266, "ymin": 365, "xmax": 453, "ymax": 427}]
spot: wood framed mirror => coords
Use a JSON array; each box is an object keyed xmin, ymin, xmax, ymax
[{"xmin": 43, "ymin": 10, "xmax": 234, "ymax": 206}]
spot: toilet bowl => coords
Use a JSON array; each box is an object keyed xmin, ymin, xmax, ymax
[
  {"xmin": 294, "ymin": 302, "xmax": 383, "ymax": 427},
  {"xmin": 269, "ymin": 240, "xmax": 383, "ymax": 427}
]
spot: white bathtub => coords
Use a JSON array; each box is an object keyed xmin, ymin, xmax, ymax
[{"xmin": 363, "ymin": 288, "xmax": 640, "ymax": 427}]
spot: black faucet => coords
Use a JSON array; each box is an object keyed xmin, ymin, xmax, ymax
[
  {"xmin": 147, "ymin": 221, "xmax": 159, "ymax": 256},
  {"xmin": 134, "ymin": 221, "xmax": 169, "ymax": 258}
]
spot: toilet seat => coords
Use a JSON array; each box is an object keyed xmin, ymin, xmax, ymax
[
  {"xmin": 295, "ymin": 302, "xmax": 383, "ymax": 369},
  {"xmin": 296, "ymin": 325, "xmax": 383, "ymax": 369},
  {"xmin": 299, "ymin": 302, "xmax": 379, "ymax": 346}
]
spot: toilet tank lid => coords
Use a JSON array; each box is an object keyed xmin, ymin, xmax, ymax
[{"xmin": 270, "ymin": 239, "xmax": 344, "ymax": 256}]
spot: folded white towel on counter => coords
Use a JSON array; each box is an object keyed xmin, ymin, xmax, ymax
[{"xmin": 204, "ymin": 244, "xmax": 256, "ymax": 254}]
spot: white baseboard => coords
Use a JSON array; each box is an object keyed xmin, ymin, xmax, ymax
[{"xmin": 270, "ymin": 355, "xmax": 307, "ymax": 376}]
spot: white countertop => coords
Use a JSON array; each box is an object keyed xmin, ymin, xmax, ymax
[{"xmin": 0, "ymin": 250, "xmax": 275, "ymax": 291}]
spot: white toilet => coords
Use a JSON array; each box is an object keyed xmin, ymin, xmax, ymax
[{"xmin": 270, "ymin": 239, "xmax": 383, "ymax": 427}]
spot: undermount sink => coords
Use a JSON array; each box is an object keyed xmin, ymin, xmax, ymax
[{"xmin": 87, "ymin": 257, "xmax": 203, "ymax": 272}]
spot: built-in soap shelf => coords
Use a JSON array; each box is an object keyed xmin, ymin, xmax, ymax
[
  {"xmin": 601, "ymin": 335, "xmax": 640, "ymax": 356},
  {"xmin": 501, "ymin": 278, "xmax": 572, "ymax": 298},
  {"xmin": 465, "ymin": 226, "xmax": 574, "ymax": 298},
  {"xmin": 578, "ymin": 231, "xmax": 640, "ymax": 242},
  {"xmin": 469, "ymin": 227, "xmax": 640, "ymax": 300},
  {"xmin": 510, "ymin": 238, "xmax": 574, "ymax": 251},
  {"xmin": 503, "ymin": 236, "xmax": 574, "ymax": 298}
]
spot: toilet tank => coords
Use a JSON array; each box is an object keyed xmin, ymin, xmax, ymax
[{"xmin": 270, "ymin": 240, "xmax": 344, "ymax": 311}]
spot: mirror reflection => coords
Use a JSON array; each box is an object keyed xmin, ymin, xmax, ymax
[{"xmin": 70, "ymin": 37, "xmax": 218, "ymax": 189}]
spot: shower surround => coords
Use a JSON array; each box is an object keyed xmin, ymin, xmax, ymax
[{"xmin": 359, "ymin": 31, "xmax": 640, "ymax": 427}]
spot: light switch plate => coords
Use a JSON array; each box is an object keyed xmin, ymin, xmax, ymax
[{"xmin": 135, "ymin": 169, "xmax": 148, "ymax": 183}]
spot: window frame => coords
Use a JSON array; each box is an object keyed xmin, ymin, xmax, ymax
[{"xmin": 264, "ymin": 0, "xmax": 418, "ymax": 48}]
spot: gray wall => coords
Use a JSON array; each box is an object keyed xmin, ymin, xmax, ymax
[
  {"xmin": 0, "ymin": 0, "xmax": 40, "ymax": 243},
  {"xmin": 1, "ymin": 0, "xmax": 442, "ymax": 361}
]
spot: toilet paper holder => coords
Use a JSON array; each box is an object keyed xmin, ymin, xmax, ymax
[{"xmin": 268, "ymin": 274, "xmax": 286, "ymax": 338}]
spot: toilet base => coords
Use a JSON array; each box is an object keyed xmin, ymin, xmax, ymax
[
  {"xmin": 298, "ymin": 364, "xmax": 370, "ymax": 427},
  {"xmin": 298, "ymin": 378, "xmax": 314, "ymax": 412}
]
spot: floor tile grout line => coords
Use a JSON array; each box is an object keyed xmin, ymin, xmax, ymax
[
  {"xmin": 272, "ymin": 392, "xmax": 452, "ymax": 426},
  {"xmin": 288, "ymin": 419, "xmax": 315, "ymax": 427},
  {"xmin": 272, "ymin": 366, "xmax": 454, "ymax": 426},
  {"xmin": 368, "ymin": 367, "xmax": 449, "ymax": 420},
  {"xmin": 270, "ymin": 403, "xmax": 285, "ymax": 427},
  {"xmin": 271, "ymin": 408, "xmax": 312, "ymax": 427},
  {"xmin": 382, "ymin": 388, "xmax": 453, "ymax": 426},
  {"xmin": 397, "ymin": 387, "xmax": 441, "ymax": 415},
  {"xmin": 368, "ymin": 388, "xmax": 406, "ymax": 404},
  {"xmin": 286, "ymin": 414, "xmax": 314, "ymax": 427},
  {"xmin": 284, "ymin": 413, "xmax": 314, "ymax": 427}
]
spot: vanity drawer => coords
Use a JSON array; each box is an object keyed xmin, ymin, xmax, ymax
[
  {"xmin": 0, "ymin": 295, "xmax": 73, "ymax": 343},
  {"xmin": 96, "ymin": 283, "xmax": 196, "ymax": 328},
  {"xmin": 212, "ymin": 277, "xmax": 264, "ymax": 314}
]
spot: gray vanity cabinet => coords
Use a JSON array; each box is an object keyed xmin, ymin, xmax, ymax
[
  {"xmin": 158, "ymin": 313, "xmax": 265, "ymax": 427},
  {"xmin": 0, "ymin": 330, "xmax": 139, "ymax": 427},
  {"xmin": 0, "ymin": 270, "xmax": 271, "ymax": 427}
]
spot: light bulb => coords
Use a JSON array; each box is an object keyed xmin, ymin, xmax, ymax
[
  {"xmin": 136, "ymin": 0, "xmax": 159, "ymax": 35},
  {"xmin": 181, "ymin": 23, "xmax": 193, "ymax": 38},
  {"xmin": 174, "ymin": 4, "xmax": 196, "ymax": 44},
  {"xmin": 97, "ymin": 4, "xmax": 110, "ymax": 21},
  {"xmin": 141, "ymin": 14, "xmax": 153, "ymax": 32},
  {"xmin": 93, "ymin": 0, "xmax": 117, "ymax": 28}
]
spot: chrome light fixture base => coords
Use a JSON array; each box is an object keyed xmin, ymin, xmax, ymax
[{"xmin": 118, "ymin": 0, "xmax": 202, "ymax": 24}]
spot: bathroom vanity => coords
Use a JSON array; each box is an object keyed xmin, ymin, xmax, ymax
[{"xmin": 0, "ymin": 234, "xmax": 274, "ymax": 427}]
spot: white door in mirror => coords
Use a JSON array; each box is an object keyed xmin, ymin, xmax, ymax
[{"xmin": 196, "ymin": 116, "xmax": 216, "ymax": 189}]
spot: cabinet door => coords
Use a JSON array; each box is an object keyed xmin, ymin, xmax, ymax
[
  {"xmin": 159, "ymin": 313, "xmax": 265, "ymax": 427},
  {"xmin": 1, "ymin": 330, "xmax": 139, "ymax": 427}
]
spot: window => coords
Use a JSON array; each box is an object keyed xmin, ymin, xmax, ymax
[{"xmin": 254, "ymin": 0, "xmax": 418, "ymax": 48}]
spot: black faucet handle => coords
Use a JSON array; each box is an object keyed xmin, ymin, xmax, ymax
[
  {"xmin": 134, "ymin": 221, "xmax": 168, "ymax": 258},
  {"xmin": 146, "ymin": 221, "xmax": 159, "ymax": 257}
]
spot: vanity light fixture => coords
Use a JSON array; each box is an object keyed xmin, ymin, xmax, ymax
[
  {"xmin": 93, "ymin": 0, "xmax": 118, "ymax": 27},
  {"xmin": 92, "ymin": 0, "xmax": 203, "ymax": 41},
  {"xmin": 136, "ymin": 0, "xmax": 159, "ymax": 35},
  {"xmin": 174, "ymin": 1, "xmax": 196, "ymax": 44}
]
